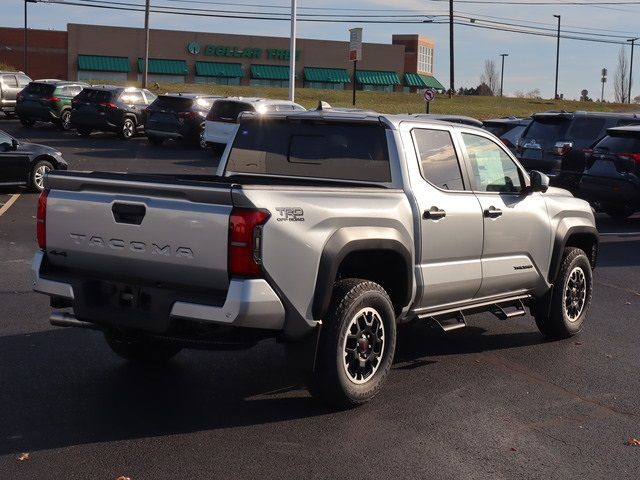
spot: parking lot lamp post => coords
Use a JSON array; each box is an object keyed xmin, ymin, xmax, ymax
[
  {"xmin": 627, "ymin": 38, "xmax": 638, "ymax": 104},
  {"xmin": 499, "ymin": 53, "xmax": 508, "ymax": 97},
  {"xmin": 288, "ymin": 0, "xmax": 297, "ymax": 102},
  {"xmin": 553, "ymin": 15, "xmax": 561, "ymax": 99},
  {"xmin": 449, "ymin": 0, "xmax": 454, "ymax": 97},
  {"xmin": 142, "ymin": 0, "xmax": 150, "ymax": 89}
]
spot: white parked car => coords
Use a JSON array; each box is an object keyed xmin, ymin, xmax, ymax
[{"xmin": 201, "ymin": 97, "xmax": 305, "ymax": 150}]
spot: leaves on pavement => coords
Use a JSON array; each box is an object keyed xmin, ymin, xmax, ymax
[
  {"xmin": 17, "ymin": 452, "xmax": 29, "ymax": 461},
  {"xmin": 625, "ymin": 437, "xmax": 640, "ymax": 446}
]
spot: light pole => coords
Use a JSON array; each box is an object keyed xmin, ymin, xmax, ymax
[
  {"xmin": 449, "ymin": 0, "xmax": 454, "ymax": 97},
  {"xmin": 142, "ymin": 0, "xmax": 150, "ymax": 88},
  {"xmin": 24, "ymin": 0, "xmax": 28, "ymax": 73},
  {"xmin": 627, "ymin": 38, "xmax": 638, "ymax": 104},
  {"xmin": 553, "ymin": 14, "xmax": 561, "ymax": 100},
  {"xmin": 499, "ymin": 53, "xmax": 508, "ymax": 97},
  {"xmin": 288, "ymin": 0, "xmax": 297, "ymax": 101}
]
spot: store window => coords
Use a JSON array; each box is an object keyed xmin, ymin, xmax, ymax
[
  {"xmin": 418, "ymin": 45, "xmax": 434, "ymax": 74},
  {"xmin": 304, "ymin": 81, "xmax": 345, "ymax": 90},
  {"xmin": 195, "ymin": 76, "xmax": 241, "ymax": 86},
  {"xmin": 362, "ymin": 84, "xmax": 394, "ymax": 92},
  {"xmin": 249, "ymin": 79, "xmax": 288, "ymax": 88}
]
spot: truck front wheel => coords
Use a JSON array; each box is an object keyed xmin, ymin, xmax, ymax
[
  {"xmin": 310, "ymin": 279, "xmax": 396, "ymax": 408},
  {"xmin": 534, "ymin": 247, "xmax": 593, "ymax": 339},
  {"xmin": 104, "ymin": 332, "xmax": 182, "ymax": 363}
]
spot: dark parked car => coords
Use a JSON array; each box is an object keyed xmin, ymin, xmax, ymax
[
  {"xmin": 144, "ymin": 93, "xmax": 223, "ymax": 147},
  {"xmin": 515, "ymin": 111, "xmax": 640, "ymax": 190},
  {"xmin": 580, "ymin": 125, "xmax": 640, "ymax": 219},
  {"xmin": 16, "ymin": 80, "xmax": 88, "ymax": 130},
  {"xmin": 70, "ymin": 86, "xmax": 157, "ymax": 140},
  {"xmin": 483, "ymin": 117, "xmax": 531, "ymax": 153},
  {"xmin": 0, "ymin": 129, "xmax": 67, "ymax": 191},
  {"xmin": 0, "ymin": 71, "xmax": 32, "ymax": 117}
]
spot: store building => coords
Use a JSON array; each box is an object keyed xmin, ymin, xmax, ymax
[{"xmin": 1, "ymin": 24, "xmax": 445, "ymax": 93}]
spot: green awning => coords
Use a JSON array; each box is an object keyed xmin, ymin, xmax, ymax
[
  {"xmin": 355, "ymin": 70, "xmax": 400, "ymax": 86},
  {"xmin": 404, "ymin": 73, "xmax": 446, "ymax": 91},
  {"xmin": 304, "ymin": 67, "xmax": 350, "ymax": 83},
  {"xmin": 78, "ymin": 55, "xmax": 130, "ymax": 73},
  {"xmin": 195, "ymin": 61, "xmax": 244, "ymax": 78},
  {"xmin": 137, "ymin": 58, "xmax": 188, "ymax": 75},
  {"xmin": 250, "ymin": 64, "xmax": 290, "ymax": 80}
]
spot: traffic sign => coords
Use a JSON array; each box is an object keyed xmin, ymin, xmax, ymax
[{"xmin": 423, "ymin": 88, "xmax": 436, "ymax": 102}]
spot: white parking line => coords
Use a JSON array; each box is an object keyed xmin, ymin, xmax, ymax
[
  {"xmin": 0, "ymin": 193, "xmax": 20, "ymax": 217},
  {"xmin": 599, "ymin": 232, "xmax": 640, "ymax": 237}
]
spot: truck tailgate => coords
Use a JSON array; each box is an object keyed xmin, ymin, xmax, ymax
[{"xmin": 44, "ymin": 171, "xmax": 233, "ymax": 291}]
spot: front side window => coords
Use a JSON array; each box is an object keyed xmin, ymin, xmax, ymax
[
  {"xmin": 413, "ymin": 129, "xmax": 465, "ymax": 191},
  {"xmin": 463, "ymin": 133, "xmax": 522, "ymax": 193},
  {"xmin": 0, "ymin": 130, "xmax": 13, "ymax": 145},
  {"xmin": 2, "ymin": 75, "xmax": 18, "ymax": 88}
]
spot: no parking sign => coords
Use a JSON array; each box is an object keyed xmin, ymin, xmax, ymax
[{"xmin": 423, "ymin": 88, "xmax": 436, "ymax": 112}]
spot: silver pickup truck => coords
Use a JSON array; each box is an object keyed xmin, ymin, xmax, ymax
[{"xmin": 32, "ymin": 109, "xmax": 598, "ymax": 407}]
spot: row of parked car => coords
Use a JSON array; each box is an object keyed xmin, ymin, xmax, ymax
[{"xmin": 0, "ymin": 74, "xmax": 638, "ymax": 218}]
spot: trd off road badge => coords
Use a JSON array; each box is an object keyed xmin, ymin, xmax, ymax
[{"xmin": 275, "ymin": 207, "xmax": 305, "ymax": 222}]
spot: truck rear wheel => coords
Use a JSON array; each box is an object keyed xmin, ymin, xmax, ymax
[
  {"xmin": 104, "ymin": 332, "xmax": 182, "ymax": 363},
  {"xmin": 309, "ymin": 279, "xmax": 396, "ymax": 408},
  {"xmin": 534, "ymin": 247, "xmax": 593, "ymax": 339}
]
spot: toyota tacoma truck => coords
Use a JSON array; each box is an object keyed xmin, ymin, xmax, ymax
[{"xmin": 32, "ymin": 109, "xmax": 598, "ymax": 408}]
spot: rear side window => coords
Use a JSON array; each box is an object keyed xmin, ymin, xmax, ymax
[
  {"xmin": 412, "ymin": 129, "xmax": 465, "ymax": 190},
  {"xmin": 75, "ymin": 89, "xmax": 113, "ymax": 103},
  {"xmin": 483, "ymin": 124, "xmax": 510, "ymax": 138},
  {"xmin": 1, "ymin": 75, "xmax": 17, "ymax": 88},
  {"xmin": 595, "ymin": 134, "xmax": 640, "ymax": 153},
  {"xmin": 567, "ymin": 118, "xmax": 606, "ymax": 142},
  {"xmin": 23, "ymin": 82, "xmax": 55, "ymax": 96},
  {"xmin": 227, "ymin": 121, "xmax": 391, "ymax": 182},
  {"xmin": 209, "ymin": 101, "xmax": 254, "ymax": 121},
  {"xmin": 17, "ymin": 74, "xmax": 31, "ymax": 87}
]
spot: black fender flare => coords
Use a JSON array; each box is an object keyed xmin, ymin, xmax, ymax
[
  {"xmin": 548, "ymin": 224, "xmax": 599, "ymax": 283},
  {"xmin": 312, "ymin": 227, "xmax": 413, "ymax": 320}
]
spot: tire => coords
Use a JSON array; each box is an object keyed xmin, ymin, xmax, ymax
[
  {"xmin": 77, "ymin": 127, "xmax": 92, "ymax": 137},
  {"xmin": 147, "ymin": 135, "xmax": 164, "ymax": 146},
  {"xmin": 104, "ymin": 332, "xmax": 182, "ymax": 363},
  {"xmin": 59, "ymin": 109, "xmax": 72, "ymax": 131},
  {"xmin": 309, "ymin": 279, "xmax": 396, "ymax": 408},
  {"xmin": 602, "ymin": 203, "xmax": 636, "ymax": 220},
  {"xmin": 534, "ymin": 247, "xmax": 593, "ymax": 339},
  {"xmin": 30, "ymin": 159, "xmax": 53, "ymax": 192},
  {"xmin": 20, "ymin": 118, "xmax": 35, "ymax": 128},
  {"xmin": 120, "ymin": 117, "xmax": 136, "ymax": 140}
]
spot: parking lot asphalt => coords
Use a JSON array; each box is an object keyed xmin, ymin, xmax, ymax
[{"xmin": 0, "ymin": 117, "xmax": 639, "ymax": 479}]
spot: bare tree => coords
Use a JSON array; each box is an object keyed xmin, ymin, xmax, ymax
[
  {"xmin": 614, "ymin": 47, "xmax": 629, "ymax": 103},
  {"xmin": 480, "ymin": 59, "xmax": 499, "ymax": 96}
]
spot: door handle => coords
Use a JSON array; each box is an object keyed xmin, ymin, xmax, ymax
[
  {"xmin": 484, "ymin": 206, "xmax": 503, "ymax": 218},
  {"xmin": 423, "ymin": 206, "xmax": 446, "ymax": 220}
]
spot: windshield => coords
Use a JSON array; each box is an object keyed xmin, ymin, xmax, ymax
[
  {"xmin": 226, "ymin": 120, "xmax": 391, "ymax": 183},
  {"xmin": 594, "ymin": 133, "xmax": 640, "ymax": 153}
]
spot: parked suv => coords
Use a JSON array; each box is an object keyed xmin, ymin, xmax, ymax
[
  {"xmin": 580, "ymin": 125, "xmax": 640, "ymax": 219},
  {"xmin": 483, "ymin": 117, "xmax": 531, "ymax": 153},
  {"xmin": 0, "ymin": 71, "xmax": 32, "ymax": 117},
  {"xmin": 515, "ymin": 111, "xmax": 640, "ymax": 189},
  {"xmin": 34, "ymin": 110, "xmax": 598, "ymax": 408},
  {"xmin": 70, "ymin": 86, "xmax": 156, "ymax": 139},
  {"xmin": 202, "ymin": 97, "xmax": 305, "ymax": 149},
  {"xmin": 145, "ymin": 93, "xmax": 223, "ymax": 147},
  {"xmin": 16, "ymin": 80, "xmax": 88, "ymax": 130}
]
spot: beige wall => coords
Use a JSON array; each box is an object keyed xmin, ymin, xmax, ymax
[{"xmin": 67, "ymin": 24, "xmax": 408, "ymax": 88}]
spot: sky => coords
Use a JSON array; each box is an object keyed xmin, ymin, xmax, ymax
[{"xmin": 2, "ymin": 0, "xmax": 640, "ymax": 101}]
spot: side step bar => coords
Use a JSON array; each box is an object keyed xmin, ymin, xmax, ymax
[
  {"xmin": 50, "ymin": 312, "xmax": 104, "ymax": 331},
  {"xmin": 428, "ymin": 311, "xmax": 467, "ymax": 332},
  {"xmin": 491, "ymin": 299, "xmax": 527, "ymax": 320}
]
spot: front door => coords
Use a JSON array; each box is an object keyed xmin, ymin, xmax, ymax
[
  {"xmin": 459, "ymin": 131, "xmax": 551, "ymax": 298},
  {"xmin": 408, "ymin": 127, "xmax": 484, "ymax": 309},
  {"xmin": 0, "ymin": 132, "xmax": 28, "ymax": 184}
]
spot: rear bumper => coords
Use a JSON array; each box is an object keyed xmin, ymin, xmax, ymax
[
  {"xmin": 579, "ymin": 175, "xmax": 640, "ymax": 205},
  {"xmin": 32, "ymin": 251, "xmax": 285, "ymax": 331},
  {"xmin": 16, "ymin": 103, "xmax": 56, "ymax": 122},
  {"xmin": 145, "ymin": 128, "xmax": 184, "ymax": 140}
]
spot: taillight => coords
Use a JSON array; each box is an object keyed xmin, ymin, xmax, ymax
[
  {"xmin": 179, "ymin": 111, "xmax": 196, "ymax": 119},
  {"xmin": 228, "ymin": 208, "xmax": 270, "ymax": 277},
  {"xmin": 36, "ymin": 190, "xmax": 48, "ymax": 249},
  {"xmin": 44, "ymin": 96, "xmax": 60, "ymax": 102},
  {"xmin": 617, "ymin": 152, "xmax": 640, "ymax": 163},
  {"xmin": 99, "ymin": 102, "xmax": 117, "ymax": 110},
  {"xmin": 500, "ymin": 138, "xmax": 514, "ymax": 148},
  {"xmin": 553, "ymin": 141, "xmax": 573, "ymax": 156}
]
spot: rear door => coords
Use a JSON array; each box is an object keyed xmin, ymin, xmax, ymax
[
  {"xmin": 459, "ymin": 131, "xmax": 551, "ymax": 297},
  {"xmin": 0, "ymin": 131, "xmax": 29, "ymax": 184},
  {"xmin": 119, "ymin": 90, "xmax": 146, "ymax": 124},
  {"xmin": 406, "ymin": 126, "xmax": 484, "ymax": 308},
  {"xmin": 0, "ymin": 75, "xmax": 20, "ymax": 109}
]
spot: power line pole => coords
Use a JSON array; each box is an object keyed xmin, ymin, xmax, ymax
[
  {"xmin": 288, "ymin": 0, "xmax": 297, "ymax": 101},
  {"xmin": 23, "ymin": 0, "xmax": 28, "ymax": 73},
  {"xmin": 628, "ymin": 37, "xmax": 638, "ymax": 104},
  {"xmin": 142, "ymin": 0, "xmax": 150, "ymax": 88},
  {"xmin": 499, "ymin": 53, "xmax": 508, "ymax": 97},
  {"xmin": 449, "ymin": 0, "xmax": 454, "ymax": 97},
  {"xmin": 553, "ymin": 14, "xmax": 561, "ymax": 99}
]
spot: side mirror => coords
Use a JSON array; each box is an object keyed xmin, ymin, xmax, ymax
[
  {"xmin": 11, "ymin": 138, "xmax": 18, "ymax": 150},
  {"xmin": 529, "ymin": 170, "xmax": 549, "ymax": 193}
]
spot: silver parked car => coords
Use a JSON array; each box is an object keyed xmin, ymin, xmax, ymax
[{"xmin": 0, "ymin": 71, "xmax": 32, "ymax": 117}]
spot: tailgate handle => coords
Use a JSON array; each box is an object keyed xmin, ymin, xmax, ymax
[{"xmin": 112, "ymin": 203, "xmax": 146, "ymax": 225}]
